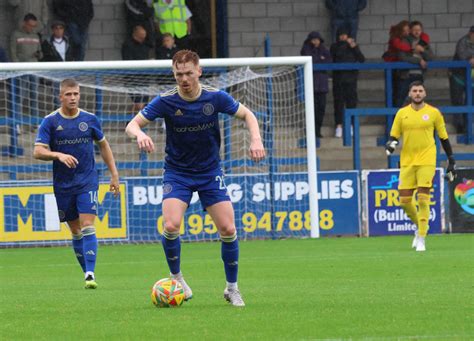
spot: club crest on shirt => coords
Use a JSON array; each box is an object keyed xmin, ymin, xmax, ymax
[
  {"xmin": 163, "ymin": 183, "xmax": 173, "ymax": 194},
  {"xmin": 79, "ymin": 122, "xmax": 88, "ymax": 132},
  {"xmin": 203, "ymin": 103, "xmax": 215, "ymax": 116},
  {"xmin": 422, "ymin": 114, "xmax": 430, "ymax": 121}
]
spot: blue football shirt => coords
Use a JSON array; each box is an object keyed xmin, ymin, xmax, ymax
[
  {"xmin": 35, "ymin": 109, "xmax": 105, "ymax": 194},
  {"xmin": 140, "ymin": 85, "xmax": 240, "ymax": 172}
]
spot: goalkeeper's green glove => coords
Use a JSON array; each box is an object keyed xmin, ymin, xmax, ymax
[
  {"xmin": 385, "ymin": 137, "xmax": 398, "ymax": 156},
  {"xmin": 445, "ymin": 156, "xmax": 457, "ymax": 182}
]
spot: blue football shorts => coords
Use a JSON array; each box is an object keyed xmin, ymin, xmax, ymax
[
  {"xmin": 162, "ymin": 168, "xmax": 230, "ymax": 209},
  {"xmin": 55, "ymin": 190, "xmax": 98, "ymax": 222}
]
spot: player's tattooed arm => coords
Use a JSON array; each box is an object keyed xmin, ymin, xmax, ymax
[
  {"xmin": 234, "ymin": 104, "xmax": 266, "ymax": 162},
  {"xmin": 125, "ymin": 115, "xmax": 155, "ymax": 153},
  {"xmin": 97, "ymin": 139, "xmax": 120, "ymax": 197},
  {"xmin": 33, "ymin": 145, "xmax": 78, "ymax": 168}
]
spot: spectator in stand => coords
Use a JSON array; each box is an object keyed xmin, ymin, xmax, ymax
[
  {"xmin": 0, "ymin": 46, "xmax": 8, "ymax": 62},
  {"xmin": 325, "ymin": 0, "xmax": 367, "ymax": 42},
  {"xmin": 330, "ymin": 27, "xmax": 365, "ymax": 138},
  {"xmin": 8, "ymin": 0, "xmax": 49, "ymax": 35},
  {"xmin": 52, "ymin": 0, "xmax": 94, "ymax": 61},
  {"xmin": 156, "ymin": 32, "xmax": 179, "ymax": 59},
  {"xmin": 10, "ymin": 13, "xmax": 42, "ymax": 132},
  {"xmin": 450, "ymin": 26, "xmax": 474, "ymax": 134},
  {"xmin": 40, "ymin": 20, "xmax": 74, "ymax": 107},
  {"xmin": 125, "ymin": 0, "xmax": 156, "ymax": 48},
  {"xmin": 300, "ymin": 31, "xmax": 332, "ymax": 138},
  {"xmin": 122, "ymin": 25, "xmax": 152, "ymax": 119},
  {"xmin": 41, "ymin": 20, "xmax": 74, "ymax": 62},
  {"xmin": 122, "ymin": 24, "xmax": 151, "ymax": 61},
  {"xmin": 152, "ymin": 0, "xmax": 192, "ymax": 48},
  {"xmin": 383, "ymin": 20, "xmax": 410, "ymax": 107},
  {"xmin": 396, "ymin": 21, "xmax": 433, "ymax": 106},
  {"xmin": 10, "ymin": 13, "xmax": 41, "ymax": 62}
]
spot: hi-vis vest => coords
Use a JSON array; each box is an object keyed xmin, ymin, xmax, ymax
[{"xmin": 153, "ymin": 0, "xmax": 188, "ymax": 39}]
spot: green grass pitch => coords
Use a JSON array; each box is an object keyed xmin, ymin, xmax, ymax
[{"xmin": 1, "ymin": 235, "xmax": 473, "ymax": 340}]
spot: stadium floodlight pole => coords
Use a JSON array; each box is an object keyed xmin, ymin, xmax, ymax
[{"xmin": 2, "ymin": 56, "xmax": 320, "ymax": 238}]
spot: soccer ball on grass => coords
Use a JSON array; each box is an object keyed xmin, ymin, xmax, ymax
[{"xmin": 151, "ymin": 278, "xmax": 185, "ymax": 308}]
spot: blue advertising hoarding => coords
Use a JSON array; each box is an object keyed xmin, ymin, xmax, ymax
[
  {"xmin": 364, "ymin": 169, "xmax": 444, "ymax": 236},
  {"xmin": 126, "ymin": 171, "xmax": 360, "ymax": 241},
  {"xmin": 0, "ymin": 171, "xmax": 360, "ymax": 246}
]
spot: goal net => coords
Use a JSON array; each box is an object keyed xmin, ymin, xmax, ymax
[{"xmin": 0, "ymin": 57, "xmax": 318, "ymax": 247}]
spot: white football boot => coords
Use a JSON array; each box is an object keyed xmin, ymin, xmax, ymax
[
  {"xmin": 412, "ymin": 230, "xmax": 419, "ymax": 249},
  {"xmin": 171, "ymin": 272, "xmax": 193, "ymax": 300},
  {"xmin": 416, "ymin": 236, "xmax": 426, "ymax": 252},
  {"xmin": 224, "ymin": 288, "xmax": 245, "ymax": 307}
]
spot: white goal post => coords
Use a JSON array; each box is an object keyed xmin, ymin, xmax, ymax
[{"xmin": 0, "ymin": 56, "xmax": 319, "ymax": 245}]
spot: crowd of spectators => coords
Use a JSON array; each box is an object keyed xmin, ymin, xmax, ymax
[
  {"xmin": 1, "ymin": 0, "xmax": 192, "ymax": 64},
  {"xmin": 0, "ymin": 1, "xmax": 472, "ymax": 138},
  {"xmin": 301, "ymin": 25, "xmax": 365, "ymax": 138},
  {"xmin": 298, "ymin": 16, "xmax": 472, "ymax": 139}
]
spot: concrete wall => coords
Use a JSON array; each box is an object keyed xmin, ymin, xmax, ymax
[
  {"xmin": 0, "ymin": 0, "xmax": 472, "ymax": 61},
  {"xmin": 228, "ymin": 0, "xmax": 474, "ymax": 59}
]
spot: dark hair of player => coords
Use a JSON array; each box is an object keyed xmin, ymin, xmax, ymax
[
  {"xmin": 172, "ymin": 50, "xmax": 200, "ymax": 67},
  {"xmin": 409, "ymin": 80, "xmax": 425, "ymax": 91}
]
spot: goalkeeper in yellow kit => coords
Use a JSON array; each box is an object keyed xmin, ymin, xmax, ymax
[{"xmin": 385, "ymin": 81, "xmax": 457, "ymax": 251}]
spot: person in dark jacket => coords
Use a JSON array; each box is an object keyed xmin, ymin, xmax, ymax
[
  {"xmin": 125, "ymin": 0, "xmax": 155, "ymax": 48},
  {"xmin": 330, "ymin": 27, "xmax": 365, "ymax": 138},
  {"xmin": 301, "ymin": 31, "xmax": 332, "ymax": 138},
  {"xmin": 52, "ymin": 0, "xmax": 94, "ymax": 61},
  {"xmin": 156, "ymin": 32, "xmax": 179, "ymax": 59},
  {"xmin": 41, "ymin": 20, "xmax": 74, "ymax": 62},
  {"xmin": 122, "ymin": 24, "xmax": 151, "ymax": 61},
  {"xmin": 122, "ymin": 25, "xmax": 152, "ymax": 118},
  {"xmin": 325, "ymin": 0, "xmax": 367, "ymax": 42}
]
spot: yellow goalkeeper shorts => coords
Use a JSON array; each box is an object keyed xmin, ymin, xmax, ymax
[{"xmin": 398, "ymin": 165, "xmax": 436, "ymax": 190}]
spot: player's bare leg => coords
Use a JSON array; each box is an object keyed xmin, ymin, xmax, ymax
[
  {"xmin": 399, "ymin": 189, "xmax": 419, "ymax": 248},
  {"xmin": 162, "ymin": 198, "xmax": 193, "ymax": 300},
  {"xmin": 207, "ymin": 201, "xmax": 245, "ymax": 307}
]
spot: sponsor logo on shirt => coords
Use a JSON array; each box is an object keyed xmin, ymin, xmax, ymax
[
  {"xmin": 203, "ymin": 103, "xmax": 215, "ymax": 116},
  {"xmin": 55, "ymin": 137, "xmax": 90, "ymax": 145},
  {"xmin": 173, "ymin": 121, "xmax": 215, "ymax": 133}
]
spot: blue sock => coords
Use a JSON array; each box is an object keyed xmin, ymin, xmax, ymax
[
  {"xmin": 162, "ymin": 230, "xmax": 181, "ymax": 275},
  {"xmin": 221, "ymin": 233, "xmax": 239, "ymax": 283},
  {"xmin": 82, "ymin": 226, "xmax": 98, "ymax": 274},
  {"xmin": 72, "ymin": 232, "xmax": 86, "ymax": 273}
]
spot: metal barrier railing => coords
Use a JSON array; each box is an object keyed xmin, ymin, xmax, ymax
[{"xmin": 309, "ymin": 60, "xmax": 473, "ymax": 145}]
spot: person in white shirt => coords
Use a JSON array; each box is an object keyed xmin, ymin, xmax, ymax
[{"xmin": 41, "ymin": 20, "xmax": 74, "ymax": 62}]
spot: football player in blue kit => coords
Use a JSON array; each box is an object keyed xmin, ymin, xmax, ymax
[
  {"xmin": 34, "ymin": 78, "xmax": 120, "ymax": 289},
  {"xmin": 126, "ymin": 50, "xmax": 266, "ymax": 306}
]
